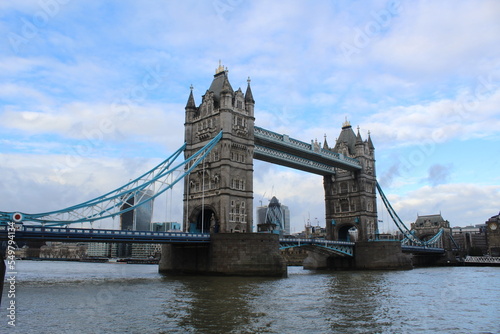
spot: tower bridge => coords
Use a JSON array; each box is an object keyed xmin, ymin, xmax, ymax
[
  {"xmin": 182, "ymin": 64, "xmax": 379, "ymax": 246},
  {"xmin": 0, "ymin": 63, "xmax": 459, "ymax": 276}
]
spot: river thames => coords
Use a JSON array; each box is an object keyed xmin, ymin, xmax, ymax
[{"xmin": 1, "ymin": 261, "xmax": 498, "ymax": 333}]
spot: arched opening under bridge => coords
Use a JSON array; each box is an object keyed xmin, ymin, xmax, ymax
[
  {"xmin": 338, "ymin": 224, "xmax": 359, "ymax": 242},
  {"xmin": 189, "ymin": 206, "xmax": 217, "ymax": 233}
]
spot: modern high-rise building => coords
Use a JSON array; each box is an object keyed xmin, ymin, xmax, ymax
[
  {"xmin": 257, "ymin": 196, "xmax": 290, "ymax": 236},
  {"xmin": 120, "ymin": 189, "xmax": 154, "ymax": 231},
  {"xmin": 118, "ymin": 190, "xmax": 154, "ymax": 257}
]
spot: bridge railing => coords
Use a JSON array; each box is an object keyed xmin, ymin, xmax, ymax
[
  {"xmin": 401, "ymin": 245, "xmax": 445, "ymax": 254},
  {"xmin": 279, "ymin": 238, "xmax": 355, "ymax": 256},
  {"xmin": 279, "ymin": 238, "xmax": 354, "ymax": 246},
  {"xmin": 464, "ymin": 256, "xmax": 500, "ymax": 264},
  {"xmin": 0, "ymin": 225, "xmax": 211, "ymax": 243}
]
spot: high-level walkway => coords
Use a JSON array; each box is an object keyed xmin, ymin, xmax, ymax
[{"xmin": 254, "ymin": 126, "xmax": 361, "ymax": 175}]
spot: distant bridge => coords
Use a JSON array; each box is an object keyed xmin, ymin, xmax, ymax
[
  {"xmin": 279, "ymin": 238, "xmax": 355, "ymax": 256},
  {"xmin": 279, "ymin": 237, "xmax": 445, "ymax": 257}
]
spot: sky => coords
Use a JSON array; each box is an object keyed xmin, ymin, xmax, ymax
[{"xmin": 0, "ymin": 0, "xmax": 499, "ymax": 233}]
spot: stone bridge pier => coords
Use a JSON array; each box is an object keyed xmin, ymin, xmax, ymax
[
  {"xmin": 159, "ymin": 233, "xmax": 287, "ymax": 277},
  {"xmin": 302, "ymin": 241, "xmax": 412, "ymax": 270}
]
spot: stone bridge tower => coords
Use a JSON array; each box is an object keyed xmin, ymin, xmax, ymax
[
  {"xmin": 183, "ymin": 63, "xmax": 255, "ymax": 233},
  {"xmin": 323, "ymin": 120, "xmax": 378, "ymax": 241}
]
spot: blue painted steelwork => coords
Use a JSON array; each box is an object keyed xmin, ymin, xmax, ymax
[
  {"xmin": 254, "ymin": 126, "xmax": 362, "ymax": 174},
  {"xmin": 0, "ymin": 131, "xmax": 223, "ymax": 226},
  {"xmin": 0, "ymin": 225, "xmax": 210, "ymax": 244},
  {"xmin": 254, "ymin": 145, "xmax": 337, "ymax": 175},
  {"xmin": 279, "ymin": 238, "xmax": 443, "ymax": 256},
  {"xmin": 376, "ymin": 182, "xmax": 444, "ymax": 247},
  {"xmin": 401, "ymin": 245, "xmax": 445, "ymax": 254},
  {"xmin": 448, "ymin": 233, "xmax": 461, "ymax": 251},
  {"xmin": 401, "ymin": 228, "xmax": 445, "ymax": 247},
  {"xmin": 279, "ymin": 238, "xmax": 355, "ymax": 257}
]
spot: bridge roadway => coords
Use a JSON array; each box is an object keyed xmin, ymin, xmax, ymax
[
  {"xmin": 0, "ymin": 226, "xmax": 445, "ymax": 255},
  {"xmin": 254, "ymin": 126, "xmax": 362, "ymax": 175},
  {"xmin": 0, "ymin": 225, "xmax": 210, "ymax": 244}
]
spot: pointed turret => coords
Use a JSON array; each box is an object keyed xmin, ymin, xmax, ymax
[
  {"xmin": 245, "ymin": 77, "xmax": 255, "ymax": 116},
  {"xmin": 367, "ymin": 131, "xmax": 375, "ymax": 151},
  {"xmin": 356, "ymin": 127, "xmax": 363, "ymax": 145},
  {"xmin": 185, "ymin": 85, "xmax": 197, "ymax": 124},
  {"xmin": 355, "ymin": 126, "xmax": 364, "ymax": 156},
  {"xmin": 185, "ymin": 85, "xmax": 196, "ymax": 110},
  {"xmin": 323, "ymin": 134, "xmax": 329, "ymax": 150},
  {"xmin": 245, "ymin": 77, "xmax": 255, "ymax": 104}
]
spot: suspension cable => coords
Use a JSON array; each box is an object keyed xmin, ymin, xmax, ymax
[
  {"xmin": 1, "ymin": 131, "xmax": 223, "ymax": 226},
  {"xmin": 376, "ymin": 182, "xmax": 443, "ymax": 247}
]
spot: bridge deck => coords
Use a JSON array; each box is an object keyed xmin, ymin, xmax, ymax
[
  {"xmin": 0, "ymin": 226, "xmax": 210, "ymax": 244},
  {"xmin": 1, "ymin": 226, "xmax": 446, "ymax": 256},
  {"xmin": 279, "ymin": 238, "xmax": 355, "ymax": 256},
  {"xmin": 401, "ymin": 245, "xmax": 445, "ymax": 254}
]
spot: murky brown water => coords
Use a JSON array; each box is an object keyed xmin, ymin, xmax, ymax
[{"xmin": 2, "ymin": 261, "xmax": 499, "ymax": 333}]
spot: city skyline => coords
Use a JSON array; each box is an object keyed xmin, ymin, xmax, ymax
[{"xmin": 1, "ymin": 1, "xmax": 499, "ymax": 233}]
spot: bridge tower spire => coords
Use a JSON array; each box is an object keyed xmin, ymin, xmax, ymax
[
  {"xmin": 323, "ymin": 121, "xmax": 378, "ymax": 241},
  {"xmin": 183, "ymin": 62, "xmax": 255, "ymax": 234}
]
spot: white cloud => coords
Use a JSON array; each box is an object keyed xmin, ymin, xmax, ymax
[
  {"xmin": 364, "ymin": 86, "xmax": 500, "ymax": 147},
  {"xmin": 2, "ymin": 101, "xmax": 185, "ymax": 151},
  {"xmin": 370, "ymin": 1, "xmax": 500, "ymax": 76},
  {"xmin": 385, "ymin": 183, "xmax": 500, "ymax": 226},
  {"xmin": 0, "ymin": 152, "xmax": 184, "ymax": 227},
  {"xmin": 0, "ymin": 83, "xmax": 54, "ymax": 106}
]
